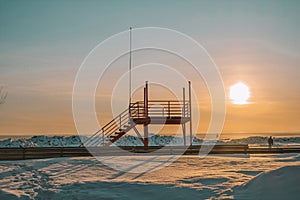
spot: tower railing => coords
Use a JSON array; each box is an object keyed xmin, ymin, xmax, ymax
[{"xmin": 130, "ymin": 100, "xmax": 190, "ymax": 118}]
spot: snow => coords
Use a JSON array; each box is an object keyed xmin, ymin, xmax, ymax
[
  {"xmin": 234, "ymin": 166, "xmax": 300, "ymax": 199},
  {"xmin": 227, "ymin": 136, "xmax": 300, "ymax": 146},
  {"xmin": 0, "ymin": 136, "xmax": 87, "ymax": 148},
  {"xmin": 0, "ymin": 191, "xmax": 18, "ymax": 200},
  {"xmin": 0, "ymin": 153, "xmax": 299, "ymax": 199},
  {"xmin": 1, "ymin": 135, "xmax": 300, "ymax": 148},
  {"xmin": 1, "ymin": 135, "xmax": 300, "ymax": 199},
  {"xmin": 34, "ymin": 181, "xmax": 203, "ymax": 200}
]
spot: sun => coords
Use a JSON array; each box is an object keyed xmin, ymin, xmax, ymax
[{"xmin": 229, "ymin": 82, "xmax": 250, "ymax": 105}]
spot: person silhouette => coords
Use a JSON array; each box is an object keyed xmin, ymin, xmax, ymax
[{"xmin": 268, "ymin": 136, "xmax": 273, "ymax": 149}]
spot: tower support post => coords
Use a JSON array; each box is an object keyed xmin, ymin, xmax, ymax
[
  {"xmin": 182, "ymin": 87, "xmax": 186, "ymax": 146},
  {"xmin": 144, "ymin": 81, "xmax": 149, "ymax": 147},
  {"xmin": 188, "ymin": 81, "xmax": 193, "ymax": 146}
]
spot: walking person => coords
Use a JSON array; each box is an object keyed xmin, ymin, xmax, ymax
[{"xmin": 268, "ymin": 136, "xmax": 273, "ymax": 150}]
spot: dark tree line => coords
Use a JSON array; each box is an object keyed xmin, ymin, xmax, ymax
[{"xmin": 0, "ymin": 86, "xmax": 7, "ymax": 104}]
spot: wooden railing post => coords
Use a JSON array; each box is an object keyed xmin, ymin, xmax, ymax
[
  {"xmin": 183, "ymin": 88, "xmax": 186, "ymax": 117},
  {"xmin": 102, "ymin": 128, "xmax": 104, "ymax": 146},
  {"xmin": 144, "ymin": 88, "xmax": 146, "ymax": 118},
  {"xmin": 168, "ymin": 101, "xmax": 170, "ymax": 117}
]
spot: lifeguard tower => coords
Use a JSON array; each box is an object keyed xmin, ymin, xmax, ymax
[{"xmin": 84, "ymin": 81, "xmax": 193, "ymax": 147}]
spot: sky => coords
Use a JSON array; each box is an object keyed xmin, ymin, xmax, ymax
[{"xmin": 0, "ymin": 0, "xmax": 300, "ymax": 137}]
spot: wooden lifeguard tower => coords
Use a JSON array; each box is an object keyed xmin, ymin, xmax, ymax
[
  {"xmin": 84, "ymin": 81, "xmax": 193, "ymax": 147},
  {"xmin": 83, "ymin": 27, "xmax": 193, "ymax": 147}
]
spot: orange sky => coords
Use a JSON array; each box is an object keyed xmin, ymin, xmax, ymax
[{"xmin": 1, "ymin": 43, "xmax": 300, "ymax": 137}]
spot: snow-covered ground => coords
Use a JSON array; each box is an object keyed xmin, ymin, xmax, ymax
[
  {"xmin": 0, "ymin": 153, "xmax": 300, "ymax": 199},
  {"xmin": 1, "ymin": 135, "xmax": 300, "ymax": 148}
]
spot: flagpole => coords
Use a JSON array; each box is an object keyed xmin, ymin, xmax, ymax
[{"xmin": 129, "ymin": 27, "xmax": 132, "ymax": 107}]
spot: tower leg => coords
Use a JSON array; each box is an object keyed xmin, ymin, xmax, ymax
[
  {"xmin": 189, "ymin": 121, "xmax": 192, "ymax": 146},
  {"xmin": 143, "ymin": 81, "xmax": 149, "ymax": 147},
  {"xmin": 182, "ymin": 123, "xmax": 186, "ymax": 146},
  {"xmin": 144, "ymin": 124, "xmax": 148, "ymax": 147},
  {"xmin": 182, "ymin": 87, "xmax": 186, "ymax": 147},
  {"xmin": 188, "ymin": 81, "xmax": 192, "ymax": 146}
]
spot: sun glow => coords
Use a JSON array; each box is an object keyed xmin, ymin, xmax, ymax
[{"xmin": 229, "ymin": 82, "xmax": 250, "ymax": 105}]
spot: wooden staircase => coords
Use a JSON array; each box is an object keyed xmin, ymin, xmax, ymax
[{"xmin": 83, "ymin": 106, "xmax": 137, "ymax": 147}]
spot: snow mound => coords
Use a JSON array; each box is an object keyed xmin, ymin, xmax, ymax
[
  {"xmin": 113, "ymin": 135, "xmax": 300, "ymax": 146},
  {"xmin": 0, "ymin": 190, "xmax": 18, "ymax": 200},
  {"xmin": 114, "ymin": 135, "xmax": 207, "ymax": 146},
  {"xmin": 234, "ymin": 166, "xmax": 300, "ymax": 199},
  {"xmin": 0, "ymin": 136, "xmax": 87, "ymax": 148},
  {"xmin": 0, "ymin": 135, "xmax": 300, "ymax": 148},
  {"xmin": 228, "ymin": 136, "xmax": 269, "ymax": 144},
  {"xmin": 33, "ymin": 181, "xmax": 206, "ymax": 200},
  {"xmin": 228, "ymin": 136, "xmax": 300, "ymax": 145}
]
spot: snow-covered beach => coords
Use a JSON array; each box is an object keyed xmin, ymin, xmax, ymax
[
  {"xmin": 0, "ymin": 153, "xmax": 299, "ymax": 199},
  {"xmin": 0, "ymin": 135, "xmax": 300, "ymax": 199}
]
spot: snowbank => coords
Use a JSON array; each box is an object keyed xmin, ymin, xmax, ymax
[
  {"xmin": 0, "ymin": 154, "xmax": 299, "ymax": 199},
  {"xmin": 234, "ymin": 166, "xmax": 300, "ymax": 199},
  {"xmin": 0, "ymin": 191, "xmax": 18, "ymax": 200},
  {"xmin": 114, "ymin": 135, "xmax": 205, "ymax": 146},
  {"xmin": 228, "ymin": 136, "xmax": 300, "ymax": 145},
  {"xmin": 0, "ymin": 136, "xmax": 87, "ymax": 148},
  {"xmin": 0, "ymin": 135, "xmax": 300, "ymax": 148},
  {"xmin": 34, "ymin": 181, "xmax": 205, "ymax": 200}
]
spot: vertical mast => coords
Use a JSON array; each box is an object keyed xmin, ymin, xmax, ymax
[
  {"xmin": 182, "ymin": 87, "xmax": 186, "ymax": 146},
  {"xmin": 129, "ymin": 27, "xmax": 132, "ymax": 107}
]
